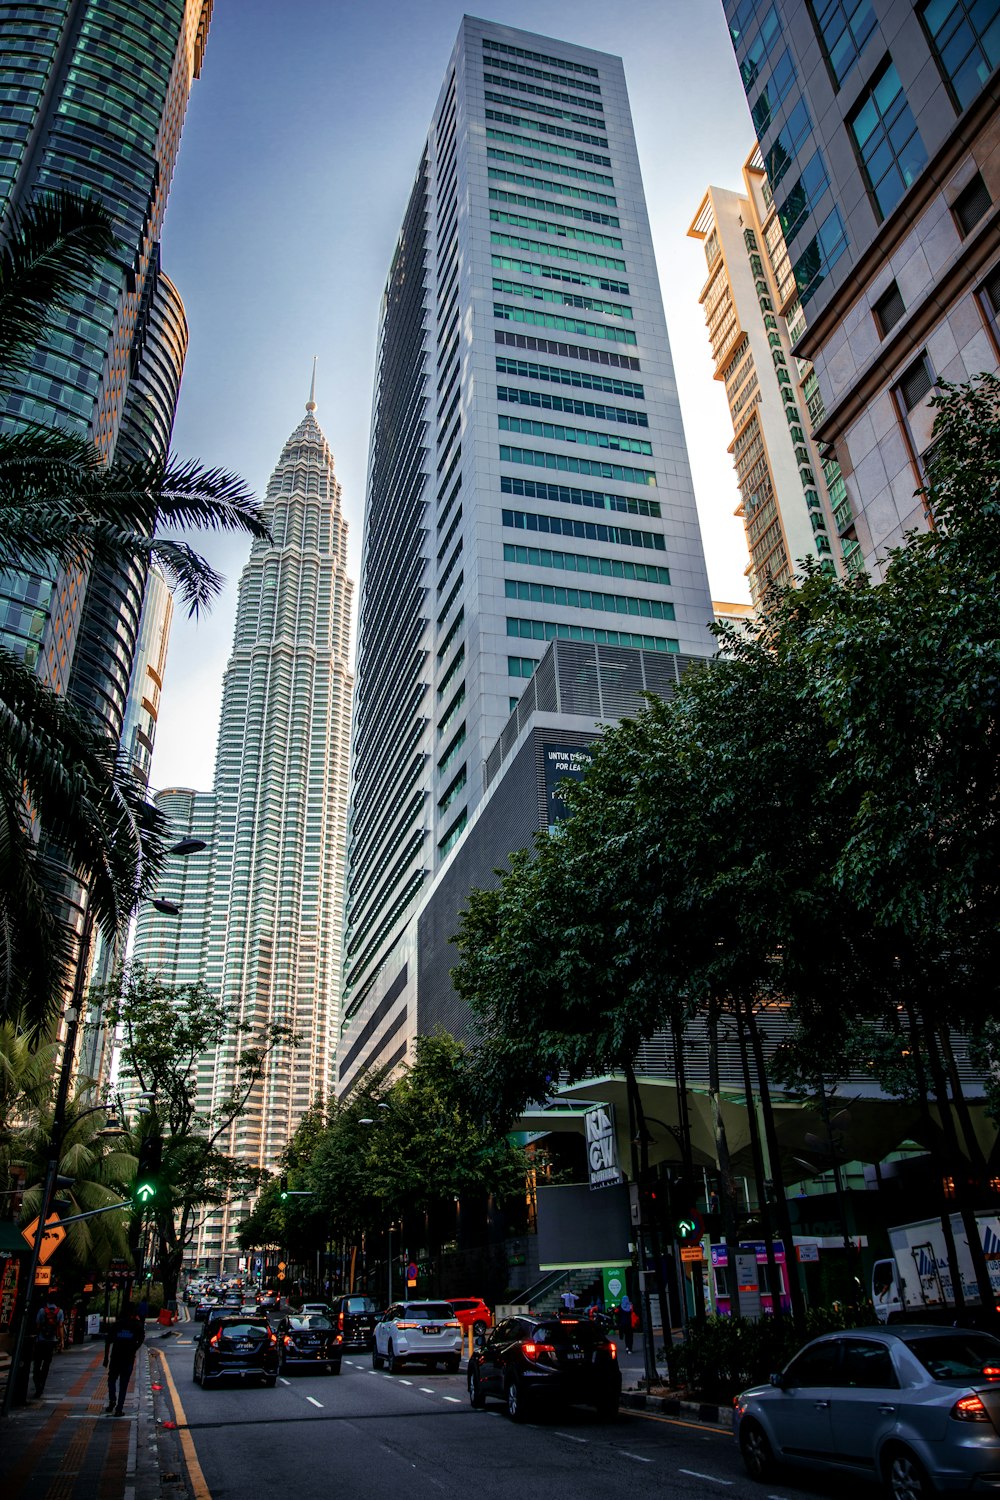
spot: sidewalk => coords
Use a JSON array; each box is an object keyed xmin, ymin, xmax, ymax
[{"xmin": 0, "ymin": 1336, "xmax": 162, "ymax": 1500}]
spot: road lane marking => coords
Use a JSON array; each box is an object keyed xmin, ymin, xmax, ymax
[
  {"xmin": 556, "ymin": 1432, "xmax": 587, "ymax": 1443},
  {"xmin": 678, "ymin": 1471, "xmax": 732, "ymax": 1486},
  {"xmin": 149, "ymin": 1349, "xmax": 211, "ymax": 1500},
  {"xmin": 419, "ymin": 1388, "xmax": 434, "ymax": 1394},
  {"xmin": 443, "ymin": 1396, "xmax": 462, "ymax": 1403},
  {"xmin": 632, "ymin": 1411, "xmax": 731, "ymax": 1438},
  {"xmin": 400, "ymin": 1379, "xmax": 413, "ymax": 1386},
  {"xmin": 622, "ymin": 1452, "xmax": 653, "ymax": 1463},
  {"xmin": 306, "ymin": 1397, "xmax": 323, "ymax": 1408},
  {"xmin": 279, "ymin": 1378, "xmax": 290, "ymax": 1386}
]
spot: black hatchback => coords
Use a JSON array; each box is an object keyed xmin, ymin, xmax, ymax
[
  {"xmin": 330, "ymin": 1294, "xmax": 379, "ymax": 1350},
  {"xmin": 275, "ymin": 1314, "xmax": 342, "ymax": 1374},
  {"xmin": 193, "ymin": 1315, "xmax": 279, "ymax": 1387},
  {"xmin": 468, "ymin": 1314, "xmax": 621, "ymax": 1422}
]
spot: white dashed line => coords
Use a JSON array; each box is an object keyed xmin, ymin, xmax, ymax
[
  {"xmin": 678, "ymin": 1471, "xmax": 731, "ymax": 1486},
  {"xmin": 400, "ymin": 1379, "xmax": 413, "ymax": 1386},
  {"xmin": 443, "ymin": 1395, "xmax": 462, "ymax": 1403},
  {"xmin": 306, "ymin": 1396, "xmax": 323, "ymax": 1408},
  {"xmin": 556, "ymin": 1432, "xmax": 587, "ymax": 1443},
  {"xmin": 622, "ymin": 1452, "xmax": 652, "ymax": 1464},
  {"xmin": 278, "ymin": 1378, "xmax": 290, "ymax": 1386},
  {"xmin": 419, "ymin": 1387, "xmax": 434, "ymax": 1394}
]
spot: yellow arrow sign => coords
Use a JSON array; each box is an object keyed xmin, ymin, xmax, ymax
[{"xmin": 21, "ymin": 1213, "xmax": 67, "ymax": 1265}]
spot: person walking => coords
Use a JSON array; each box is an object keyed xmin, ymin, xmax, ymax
[
  {"xmin": 32, "ymin": 1297, "xmax": 65, "ymax": 1397},
  {"xmin": 103, "ymin": 1303, "xmax": 145, "ymax": 1414},
  {"xmin": 559, "ymin": 1287, "xmax": 579, "ymax": 1311},
  {"xmin": 617, "ymin": 1292, "xmax": 634, "ymax": 1354}
]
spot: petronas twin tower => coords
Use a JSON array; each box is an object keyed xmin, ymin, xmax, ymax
[{"xmin": 133, "ymin": 379, "xmax": 354, "ymax": 1267}]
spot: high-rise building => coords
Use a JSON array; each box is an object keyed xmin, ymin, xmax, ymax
[
  {"xmin": 340, "ymin": 17, "xmax": 716, "ymax": 1093},
  {"xmin": 723, "ymin": 0, "xmax": 999, "ymax": 575},
  {"xmin": 689, "ymin": 149, "xmax": 859, "ymax": 602},
  {"xmin": 0, "ymin": 0, "xmax": 212, "ymax": 734},
  {"xmin": 132, "ymin": 385, "xmax": 354, "ymax": 1269}
]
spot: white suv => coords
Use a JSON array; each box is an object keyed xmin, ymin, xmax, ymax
[{"xmin": 372, "ymin": 1302, "xmax": 462, "ymax": 1374}]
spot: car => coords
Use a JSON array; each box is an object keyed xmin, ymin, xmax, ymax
[
  {"xmin": 193, "ymin": 1297, "xmax": 219, "ymax": 1322},
  {"xmin": 193, "ymin": 1314, "xmax": 279, "ymax": 1387},
  {"xmin": 467, "ymin": 1313, "xmax": 621, "ymax": 1422},
  {"xmin": 447, "ymin": 1297, "xmax": 493, "ymax": 1338},
  {"xmin": 223, "ymin": 1291, "xmax": 242, "ymax": 1307},
  {"xmin": 734, "ymin": 1324, "xmax": 1000, "ymax": 1498},
  {"xmin": 299, "ymin": 1302, "xmax": 332, "ymax": 1318},
  {"xmin": 330, "ymin": 1294, "xmax": 379, "ymax": 1350},
  {"xmin": 275, "ymin": 1314, "xmax": 343, "ymax": 1374},
  {"xmin": 256, "ymin": 1289, "xmax": 279, "ymax": 1309},
  {"xmin": 372, "ymin": 1301, "xmax": 462, "ymax": 1374}
]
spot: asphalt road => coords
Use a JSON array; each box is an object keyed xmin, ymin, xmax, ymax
[{"xmin": 154, "ymin": 1329, "xmax": 885, "ymax": 1500}]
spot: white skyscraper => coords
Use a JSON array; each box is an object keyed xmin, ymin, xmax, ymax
[
  {"xmin": 133, "ymin": 381, "xmax": 353, "ymax": 1268},
  {"xmin": 340, "ymin": 17, "xmax": 716, "ymax": 1092}
]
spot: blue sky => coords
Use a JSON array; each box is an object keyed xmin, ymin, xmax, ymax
[{"xmin": 153, "ymin": 0, "xmax": 756, "ymax": 791}]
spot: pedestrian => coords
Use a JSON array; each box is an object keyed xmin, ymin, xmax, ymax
[
  {"xmin": 617, "ymin": 1292, "xmax": 634, "ymax": 1354},
  {"xmin": 32, "ymin": 1296, "xmax": 65, "ymax": 1397},
  {"xmin": 560, "ymin": 1287, "xmax": 579, "ymax": 1311},
  {"xmin": 103, "ymin": 1302, "xmax": 145, "ymax": 1414}
]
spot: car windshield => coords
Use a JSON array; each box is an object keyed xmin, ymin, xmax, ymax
[
  {"xmin": 904, "ymin": 1333, "xmax": 1000, "ymax": 1381},
  {"xmin": 216, "ymin": 1321, "xmax": 267, "ymax": 1337},
  {"xmin": 290, "ymin": 1315, "xmax": 332, "ymax": 1329},
  {"xmin": 531, "ymin": 1321, "xmax": 608, "ymax": 1346},
  {"xmin": 404, "ymin": 1304, "xmax": 454, "ymax": 1320},
  {"xmin": 344, "ymin": 1297, "xmax": 377, "ymax": 1313}
]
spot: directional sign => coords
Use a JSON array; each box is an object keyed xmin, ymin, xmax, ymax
[
  {"xmin": 20, "ymin": 1213, "xmax": 67, "ymax": 1265},
  {"xmin": 134, "ymin": 1183, "xmax": 156, "ymax": 1205},
  {"xmin": 34, "ymin": 1265, "xmax": 52, "ymax": 1287}
]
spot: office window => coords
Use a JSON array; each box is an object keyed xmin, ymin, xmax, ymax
[
  {"xmin": 776, "ymin": 150, "xmax": 831, "ymax": 243},
  {"xmin": 850, "ymin": 62, "xmax": 929, "ymax": 218},
  {"xmin": 898, "ymin": 353, "xmax": 934, "ymax": 411},
  {"xmin": 791, "ymin": 208, "xmax": 849, "ymax": 304},
  {"xmin": 810, "ymin": 0, "xmax": 877, "ymax": 84},
  {"xmin": 740, "ymin": 5, "xmax": 781, "ymax": 92},
  {"xmin": 764, "ymin": 100, "xmax": 813, "ymax": 195},
  {"xmin": 921, "ymin": 0, "xmax": 1000, "ymax": 109},
  {"xmin": 954, "ymin": 171, "xmax": 991, "ymax": 234},
  {"xmin": 751, "ymin": 47, "xmax": 797, "ymax": 135},
  {"xmin": 873, "ymin": 280, "xmax": 906, "ymax": 335}
]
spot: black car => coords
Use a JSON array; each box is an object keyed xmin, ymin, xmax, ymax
[
  {"xmin": 193, "ymin": 1314, "xmax": 279, "ymax": 1387},
  {"xmin": 468, "ymin": 1314, "xmax": 621, "ymax": 1422},
  {"xmin": 275, "ymin": 1314, "xmax": 342, "ymax": 1374},
  {"xmin": 330, "ymin": 1294, "xmax": 379, "ymax": 1350}
]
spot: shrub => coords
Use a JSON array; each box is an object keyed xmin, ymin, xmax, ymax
[{"xmin": 667, "ymin": 1304, "xmax": 876, "ymax": 1403}]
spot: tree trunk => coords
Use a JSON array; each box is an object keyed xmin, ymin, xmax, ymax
[{"xmin": 708, "ymin": 998, "xmax": 742, "ymax": 1317}]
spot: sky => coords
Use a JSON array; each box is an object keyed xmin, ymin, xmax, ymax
[{"xmin": 152, "ymin": 0, "xmax": 756, "ymax": 793}]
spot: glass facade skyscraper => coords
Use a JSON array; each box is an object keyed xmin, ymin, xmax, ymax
[{"xmin": 340, "ymin": 17, "xmax": 716, "ymax": 1093}]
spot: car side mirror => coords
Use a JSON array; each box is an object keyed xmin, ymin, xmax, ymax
[{"xmin": 769, "ymin": 1371, "xmax": 787, "ymax": 1390}]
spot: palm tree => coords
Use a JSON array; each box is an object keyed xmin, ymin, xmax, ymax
[{"xmin": 0, "ymin": 190, "xmax": 271, "ymax": 1027}]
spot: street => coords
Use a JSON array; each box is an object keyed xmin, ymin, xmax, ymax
[{"xmin": 151, "ymin": 1325, "xmax": 876, "ymax": 1500}]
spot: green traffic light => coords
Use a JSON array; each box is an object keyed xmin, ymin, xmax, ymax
[
  {"xmin": 135, "ymin": 1182, "xmax": 156, "ymax": 1204},
  {"xmin": 677, "ymin": 1216, "xmax": 697, "ymax": 1237}
]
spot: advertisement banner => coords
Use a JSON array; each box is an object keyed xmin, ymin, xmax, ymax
[
  {"xmin": 543, "ymin": 743, "xmax": 593, "ymax": 826},
  {"xmin": 585, "ymin": 1104, "xmax": 623, "ymax": 1190}
]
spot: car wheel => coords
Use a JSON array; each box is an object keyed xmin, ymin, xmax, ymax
[
  {"xmin": 328, "ymin": 1362, "xmax": 342, "ymax": 1376},
  {"xmin": 193, "ymin": 1362, "xmax": 203, "ymax": 1386},
  {"xmin": 739, "ymin": 1419, "xmax": 775, "ymax": 1482},
  {"xmin": 472, "ymin": 1319, "xmax": 488, "ymax": 1338},
  {"xmin": 445, "ymin": 1356, "xmax": 461, "ymax": 1374},
  {"xmin": 387, "ymin": 1341, "xmax": 404, "ymax": 1375},
  {"xmin": 884, "ymin": 1446, "xmax": 934, "ymax": 1500},
  {"xmin": 468, "ymin": 1364, "xmax": 486, "ymax": 1409},
  {"xmin": 372, "ymin": 1345, "xmax": 384, "ymax": 1370},
  {"xmin": 506, "ymin": 1374, "xmax": 528, "ymax": 1422},
  {"xmin": 263, "ymin": 1376, "xmax": 276, "ymax": 1388}
]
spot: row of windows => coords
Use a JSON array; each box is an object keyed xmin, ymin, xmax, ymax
[
  {"xmin": 777, "ymin": 149, "xmax": 831, "ymax": 244},
  {"xmin": 492, "ymin": 253, "xmax": 629, "ymax": 296},
  {"xmin": 487, "ymin": 146, "xmax": 614, "ymax": 188},
  {"xmin": 496, "ymin": 355, "xmax": 643, "ymax": 399},
  {"xmin": 923, "ymin": 0, "xmax": 1000, "ymax": 110},
  {"xmin": 483, "ymin": 71, "xmax": 605, "ymax": 117},
  {"xmin": 482, "ymin": 36, "xmax": 600, "ymax": 79},
  {"xmin": 490, "ymin": 187, "xmax": 619, "ymax": 228},
  {"xmin": 485, "ymin": 126, "xmax": 611, "ymax": 168},
  {"xmin": 491, "ymin": 231, "xmax": 626, "ymax": 273},
  {"xmin": 850, "ymin": 61, "xmax": 928, "ymax": 220},
  {"xmin": 811, "ymin": 0, "xmax": 877, "ymax": 86},
  {"xmin": 507, "ymin": 617, "xmax": 679, "ymax": 652},
  {"xmin": 484, "ymin": 107, "xmax": 608, "ymax": 151},
  {"xmin": 499, "ymin": 413, "xmax": 652, "ymax": 455},
  {"xmin": 496, "ymin": 327, "xmax": 641, "ymax": 372},
  {"xmin": 501, "ymin": 474, "xmax": 661, "ymax": 516},
  {"xmin": 493, "ymin": 276, "xmax": 632, "ymax": 319},
  {"xmin": 491, "ymin": 207, "xmax": 623, "ymax": 251},
  {"xmin": 508, "ymin": 655, "xmax": 539, "ymax": 677},
  {"xmin": 484, "ymin": 89, "xmax": 606, "ymax": 135},
  {"xmin": 495, "ymin": 302, "xmax": 637, "ymax": 344},
  {"xmin": 500, "ymin": 444, "xmax": 656, "ymax": 485},
  {"xmin": 503, "ymin": 541, "xmax": 670, "ymax": 584},
  {"xmin": 506, "ymin": 579, "xmax": 672, "ymax": 617},
  {"xmin": 502, "ymin": 506, "xmax": 666, "ymax": 550},
  {"xmin": 497, "ymin": 384, "xmax": 648, "ymax": 426},
  {"xmin": 488, "ymin": 166, "xmax": 617, "ymax": 209},
  {"xmin": 438, "ymin": 809, "xmax": 468, "ymax": 857},
  {"xmin": 485, "ymin": 54, "xmax": 603, "ymax": 95}
]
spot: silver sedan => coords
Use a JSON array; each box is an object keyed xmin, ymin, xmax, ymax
[{"xmin": 734, "ymin": 1324, "xmax": 1000, "ymax": 1498}]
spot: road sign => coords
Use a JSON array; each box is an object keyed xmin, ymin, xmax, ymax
[
  {"xmin": 20, "ymin": 1213, "xmax": 67, "ymax": 1265},
  {"xmin": 680, "ymin": 1245, "xmax": 704, "ymax": 1263},
  {"xmin": 34, "ymin": 1266, "xmax": 52, "ymax": 1286},
  {"xmin": 278, "ymin": 1261, "xmax": 286, "ymax": 1272}
]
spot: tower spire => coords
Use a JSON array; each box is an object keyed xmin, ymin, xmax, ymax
[{"xmin": 306, "ymin": 356, "xmax": 317, "ymax": 413}]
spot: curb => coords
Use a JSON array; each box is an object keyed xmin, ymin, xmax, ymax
[{"xmin": 621, "ymin": 1389, "xmax": 733, "ymax": 1428}]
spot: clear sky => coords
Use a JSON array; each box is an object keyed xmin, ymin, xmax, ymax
[{"xmin": 152, "ymin": 0, "xmax": 756, "ymax": 792}]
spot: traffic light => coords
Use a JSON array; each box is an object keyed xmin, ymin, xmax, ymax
[
  {"xmin": 674, "ymin": 1206, "xmax": 704, "ymax": 1246},
  {"xmin": 134, "ymin": 1133, "xmax": 162, "ymax": 1207},
  {"xmin": 279, "ymin": 1176, "xmax": 288, "ymax": 1201}
]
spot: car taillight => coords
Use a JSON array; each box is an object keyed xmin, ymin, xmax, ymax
[
  {"xmin": 338, "ymin": 1313, "xmax": 344, "ymax": 1329},
  {"xmin": 283, "ymin": 1335, "xmax": 293, "ymax": 1345},
  {"xmin": 984, "ymin": 1367, "xmax": 1000, "ymax": 1379},
  {"xmin": 210, "ymin": 1330, "xmax": 222, "ymax": 1347},
  {"xmin": 604, "ymin": 1340, "xmax": 617, "ymax": 1358},
  {"xmin": 335, "ymin": 1334, "xmax": 343, "ymax": 1343},
  {"xmin": 523, "ymin": 1342, "xmax": 556, "ymax": 1361},
  {"xmin": 445, "ymin": 1321, "xmax": 461, "ymax": 1329},
  {"xmin": 267, "ymin": 1329, "xmax": 278, "ymax": 1345},
  {"xmin": 952, "ymin": 1394, "xmax": 991, "ymax": 1421},
  {"xmin": 397, "ymin": 1321, "xmax": 419, "ymax": 1329}
]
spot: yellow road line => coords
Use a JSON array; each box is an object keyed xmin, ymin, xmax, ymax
[
  {"xmin": 149, "ymin": 1347, "xmax": 212, "ymax": 1500},
  {"xmin": 631, "ymin": 1408, "xmax": 732, "ymax": 1438}
]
